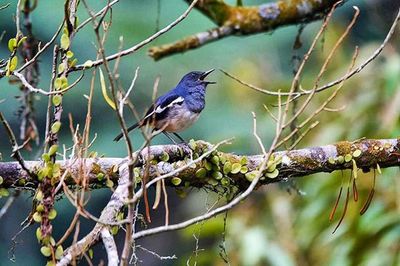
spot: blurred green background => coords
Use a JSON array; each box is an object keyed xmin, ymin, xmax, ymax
[{"xmin": 0, "ymin": 0, "xmax": 399, "ymax": 265}]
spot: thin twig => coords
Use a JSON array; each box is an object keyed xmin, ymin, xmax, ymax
[
  {"xmin": 221, "ymin": 6, "xmax": 400, "ymax": 101},
  {"xmin": 0, "ymin": 112, "xmax": 34, "ymax": 177},
  {"xmin": 0, "ymin": 3, "xmax": 10, "ymax": 11},
  {"xmin": 16, "ymin": 21, "xmax": 64, "ymax": 73},
  {"xmin": 70, "ymin": 0, "xmax": 200, "ymax": 71},
  {"xmin": 76, "ymin": 0, "xmax": 119, "ymax": 32},
  {"xmin": 0, "ymin": 191, "xmax": 19, "ymax": 220}
]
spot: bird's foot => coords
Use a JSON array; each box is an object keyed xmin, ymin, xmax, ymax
[{"xmin": 178, "ymin": 142, "xmax": 193, "ymax": 160}]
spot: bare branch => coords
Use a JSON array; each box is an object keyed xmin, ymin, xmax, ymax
[
  {"xmin": 101, "ymin": 228, "xmax": 119, "ymax": 266},
  {"xmin": 70, "ymin": 0, "xmax": 200, "ymax": 71},
  {"xmin": 221, "ymin": 7, "xmax": 400, "ymax": 99}
]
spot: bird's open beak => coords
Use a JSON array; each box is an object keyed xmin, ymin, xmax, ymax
[{"xmin": 200, "ymin": 69, "xmax": 216, "ymax": 84}]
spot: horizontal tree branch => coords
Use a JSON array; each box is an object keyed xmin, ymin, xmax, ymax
[
  {"xmin": 148, "ymin": 0, "xmax": 348, "ymax": 60},
  {"xmin": 2, "ymin": 138, "xmax": 399, "ymax": 192},
  {"xmin": 32, "ymin": 137, "xmax": 397, "ymax": 265}
]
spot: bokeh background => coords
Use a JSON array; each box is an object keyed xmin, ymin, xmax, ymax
[{"xmin": 0, "ymin": 0, "xmax": 399, "ymax": 265}]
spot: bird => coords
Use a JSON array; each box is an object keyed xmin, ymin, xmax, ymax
[{"xmin": 114, "ymin": 69, "xmax": 216, "ymax": 143}]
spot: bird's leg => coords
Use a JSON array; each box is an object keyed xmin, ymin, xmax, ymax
[
  {"xmin": 173, "ymin": 133, "xmax": 194, "ymax": 160},
  {"xmin": 162, "ymin": 132, "xmax": 179, "ymax": 145},
  {"xmin": 162, "ymin": 132, "xmax": 192, "ymax": 159},
  {"xmin": 173, "ymin": 133, "xmax": 185, "ymax": 143}
]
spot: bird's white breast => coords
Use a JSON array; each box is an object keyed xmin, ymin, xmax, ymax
[{"xmin": 155, "ymin": 102, "xmax": 200, "ymax": 132}]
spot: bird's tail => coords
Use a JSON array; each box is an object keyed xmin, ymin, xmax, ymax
[{"xmin": 113, "ymin": 122, "xmax": 140, "ymax": 142}]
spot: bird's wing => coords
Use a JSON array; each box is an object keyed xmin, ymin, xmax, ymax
[
  {"xmin": 113, "ymin": 94, "xmax": 184, "ymax": 141},
  {"xmin": 142, "ymin": 94, "xmax": 184, "ymax": 123}
]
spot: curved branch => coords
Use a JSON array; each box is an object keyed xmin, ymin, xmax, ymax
[{"xmin": 148, "ymin": 0, "xmax": 348, "ymax": 60}]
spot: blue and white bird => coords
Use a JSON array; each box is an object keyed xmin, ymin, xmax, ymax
[{"xmin": 114, "ymin": 69, "xmax": 215, "ymax": 142}]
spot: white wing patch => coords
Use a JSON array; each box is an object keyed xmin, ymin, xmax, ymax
[
  {"xmin": 155, "ymin": 96, "xmax": 184, "ymax": 114},
  {"xmin": 142, "ymin": 96, "xmax": 184, "ymax": 121}
]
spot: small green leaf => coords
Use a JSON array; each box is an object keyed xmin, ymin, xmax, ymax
[
  {"xmin": 110, "ymin": 226, "xmax": 119, "ymax": 235},
  {"xmin": 48, "ymin": 209, "xmax": 57, "ymax": 220},
  {"xmin": 210, "ymin": 155, "xmax": 219, "ymax": 165},
  {"xmin": 230, "ymin": 163, "xmax": 241, "ymax": 174},
  {"xmin": 204, "ymin": 161, "xmax": 212, "ymax": 171},
  {"xmin": 52, "ymin": 95, "xmax": 62, "ymax": 106},
  {"xmin": 266, "ymin": 169, "xmax": 279, "ymax": 178},
  {"xmin": 48, "ymin": 145, "xmax": 58, "ymax": 156},
  {"xmin": 66, "ymin": 50, "xmax": 74, "ymax": 59},
  {"xmin": 160, "ymin": 152, "xmax": 169, "ymax": 162},
  {"xmin": 59, "ymin": 76, "xmax": 68, "ymax": 89},
  {"xmin": 51, "ymin": 121, "xmax": 61, "ymax": 134},
  {"xmin": 240, "ymin": 156, "xmax": 248, "ymax": 165},
  {"xmin": 35, "ymin": 190, "xmax": 44, "ymax": 201},
  {"xmin": 195, "ymin": 168, "xmax": 207, "ymax": 178},
  {"xmin": 344, "ymin": 154, "xmax": 352, "ymax": 163},
  {"xmin": 207, "ymin": 178, "xmax": 219, "ymax": 186},
  {"xmin": 106, "ymin": 179, "xmax": 114, "ymax": 188},
  {"xmin": 245, "ymin": 171, "xmax": 259, "ymax": 182},
  {"xmin": 9, "ymin": 56, "xmax": 18, "ymax": 72},
  {"xmin": 55, "ymin": 245, "xmax": 64, "ymax": 259},
  {"xmin": 17, "ymin": 36, "xmax": 27, "ymax": 47},
  {"xmin": 328, "ymin": 157, "xmax": 336, "ymax": 165},
  {"xmin": 0, "ymin": 188, "xmax": 9, "ymax": 197},
  {"xmin": 337, "ymin": 155, "xmax": 344, "ymax": 164},
  {"xmin": 352, "ymin": 149, "xmax": 362, "ymax": 158},
  {"xmin": 133, "ymin": 167, "xmax": 141, "ymax": 178},
  {"xmin": 0, "ymin": 176, "xmax": 3, "ymax": 185},
  {"xmin": 33, "ymin": 212, "xmax": 42, "ymax": 222},
  {"xmin": 69, "ymin": 58, "xmax": 78, "ymax": 67},
  {"xmin": 99, "ymin": 68, "xmax": 116, "ymax": 110},
  {"xmin": 186, "ymin": 139, "xmax": 196, "ymax": 151},
  {"xmin": 40, "ymin": 246, "xmax": 52, "ymax": 257},
  {"xmin": 36, "ymin": 227, "xmax": 42, "ymax": 242},
  {"xmin": 171, "ymin": 177, "xmax": 182, "ymax": 186},
  {"xmin": 97, "ymin": 173, "xmax": 105, "ymax": 181},
  {"xmin": 212, "ymin": 164, "xmax": 220, "ymax": 171},
  {"xmin": 211, "ymin": 171, "xmax": 223, "ymax": 180},
  {"xmin": 116, "ymin": 212, "xmax": 124, "ymax": 221},
  {"xmin": 42, "ymin": 153, "xmax": 50, "ymax": 162},
  {"xmin": 36, "ymin": 204, "xmax": 45, "ymax": 212},
  {"xmin": 88, "ymin": 249, "xmax": 94, "ymax": 259},
  {"xmin": 54, "ymin": 77, "xmax": 62, "ymax": 89},
  {"xmin": 240, "ymin": 166, "xmax": 248, "ymax": 174},
  {"xmin": 223, "ymin": 162, "xmax": 232, "ymax": 175},
  {"xmin": 266, "ymin": 161, "xmax": 276, "ymax": 172},
  {"xmin": 8, "ymin": 38, "xmax": 17, "ymax": 52},
  {"xmin": 58, "ymin": 64, "xmax": 65, "ymax": 74},
  {"xmin": 60, "ymin": 33, "xmax": 70, "ymax": 50},
  {"xmin": 220, "ymin": 177, "xmax": 230, "ymax": 186}
]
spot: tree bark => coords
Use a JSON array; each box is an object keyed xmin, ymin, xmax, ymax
[{"xmin": 1, "ymin": 138, "xmax": 399, "ymax": 192}]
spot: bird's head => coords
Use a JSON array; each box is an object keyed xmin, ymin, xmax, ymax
[{"xmin": 178, "ymin": 69, "xmax": 216, "ymax": 88}]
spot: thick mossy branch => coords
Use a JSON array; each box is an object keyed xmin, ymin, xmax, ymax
[
  {"xmin": 1, "ymin": 138, "xmax": 399, "ymax": 192},
  {"xmin": 148, "ymin": 0, "xmax": 346, "ymax": 60}
]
